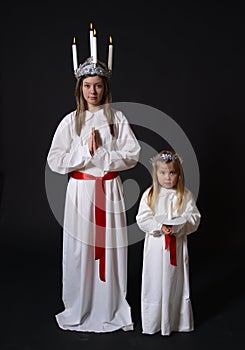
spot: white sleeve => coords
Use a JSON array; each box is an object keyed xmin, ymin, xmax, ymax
[
  {"xmin": 174, "ymin": 190, "xmax": 201, "ymax": 237},
  {"xmin": 47, "ymin": 113, "xmax": 92, "ymax": 174},
  {"xmin": 136, "ymin": 190, "xmax": 163, "ymax": 234},
  {"xmin": 88, "ymin": 112, "xmax": 141, "ymax": 172}
]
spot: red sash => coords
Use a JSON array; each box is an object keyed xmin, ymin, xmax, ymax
[
  {"xmin": 71, "ymin": 171, "xmax": 119, "ymax": 282},
  {"xmin": 165, "ymin": 235, "xmax": 177, "ymax": 266}
]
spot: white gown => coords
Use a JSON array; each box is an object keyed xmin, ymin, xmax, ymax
[
  {"xmin": 136, "ymin": 186, "xmax": 201, "ymax": 336},
  {"xmin": 47, "ymin": 107, "xmax": 141, "ymax": 332}
]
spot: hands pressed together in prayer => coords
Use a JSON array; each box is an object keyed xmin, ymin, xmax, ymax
[{"xmin": 89, "ymin": 127, "xmax": 98, "ymax": 156}]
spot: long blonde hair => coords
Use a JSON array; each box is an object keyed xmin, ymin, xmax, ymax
[
  {"xmin": 74, "ymin": 74, "xmax": 114, "ymax": 137},
  {"xmin": 147, "ymin": 150, "xmax": 185, "ymax": 213}
]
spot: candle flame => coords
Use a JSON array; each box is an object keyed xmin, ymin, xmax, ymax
[
  {"xmin": 109, "ymin": 35, "xmax": 112, "ymax": 44},
  {"xmin": 90, "ymin": 22, "xmax": 93, "ymax": 30},
  {"xmin": 93, "ymin": 29, "xmax": 96, "ymax": 36},
  {"xmin": 73, "ymin": 36, "xmax": 76, "ymax": 44}
]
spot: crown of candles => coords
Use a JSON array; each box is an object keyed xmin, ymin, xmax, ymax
[{"xmin": 72, "ymin": 22, "xmax": 113, "ymax": 79}]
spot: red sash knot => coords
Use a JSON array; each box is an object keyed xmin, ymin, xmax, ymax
[
  {"xmin": 165, "ymin": 235, "xmax": 177, "ymax": 266},
  {"xmin": 71, "ymin": 171, "xmax": 119, "ymax": 282}
]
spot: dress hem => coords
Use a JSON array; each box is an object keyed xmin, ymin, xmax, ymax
[{"xmin": 55, "ymin": 315, "xmax": 134, "ymax": 333}]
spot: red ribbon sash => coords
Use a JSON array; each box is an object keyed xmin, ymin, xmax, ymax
[
  {"xmin": 71, "ymin": 171, "xmax": 119, "ymax": 282},
  {"xmin": 165, "ymin": 235, "xmax": 177, "ymax": 266}
]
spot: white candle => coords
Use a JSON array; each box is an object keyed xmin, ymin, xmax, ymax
[
  {"xmin": 108, "ymin": 35, "xmax": 113, "ymax": 71},
  {"xmin": 89, "ymin": 22, "xmax": 93, "ymax": 58},
  {"xmin": 92, "ymin": 29, "xmax": 97, "ymax": 63},
  {"xmin": 72, "ymin": 36, "xmax": 78, "ymax": 71}
]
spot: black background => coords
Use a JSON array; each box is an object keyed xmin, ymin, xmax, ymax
[{"xmin": 0, "ymin": 1, "xmax": 244, "ymax": 349}]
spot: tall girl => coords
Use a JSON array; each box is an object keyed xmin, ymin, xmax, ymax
[{"xmin": 47, "ymin": 57, "xmax": 141, "ymax": 333}]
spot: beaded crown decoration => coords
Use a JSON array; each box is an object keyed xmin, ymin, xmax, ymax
[
  {"xmin": 74, "ymin": 57, "xmax": 111, "ymax": 79},
  {"xmin": 151, "ymin": 152, "xmax": 183, "ymax": 164},
  {"xmin": 160, "ymin": 153, "xmax": 179, "ymax": 161}
]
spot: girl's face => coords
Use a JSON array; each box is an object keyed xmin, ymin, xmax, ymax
[
  {"xmin": 82, "ymin": 76, "xmax": 105, "ymax": 110},
  {"xmin": 156, "ymin": 161, "xmax": 179, "ymax": 189}
]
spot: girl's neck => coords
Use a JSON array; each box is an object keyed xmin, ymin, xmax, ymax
[
  {"xmin": 87, "ymin": 104, "xmax": 101, "ymax": 113},
  {"xmin": 161, "ymin": 185, "xmax": 175, "ymax": 190}
]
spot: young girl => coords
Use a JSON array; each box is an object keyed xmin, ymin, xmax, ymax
[
  {"xmin": 47, "ymin": 56, "xmax": 141, "ymax": 333},
  {"xmin": 136, "ymin": 150, "xmax": 201, "ymax": 336}
]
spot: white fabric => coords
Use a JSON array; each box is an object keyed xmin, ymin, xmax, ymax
[
  {"xmin": 136, "ymin": 187, "xmax": 201, "ymax": 336},
  {"xmin": 47, "ymin": 108, "xmax": 141, "ymax": 332}
]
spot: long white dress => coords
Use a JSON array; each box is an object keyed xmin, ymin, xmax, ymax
[
  {"xmin": 47, "ymin": 107, "xmax": 141, "ymax": 332},
  {"xmin": 136, "ymin": 186, "xmax": 201, "ymax": 336}
]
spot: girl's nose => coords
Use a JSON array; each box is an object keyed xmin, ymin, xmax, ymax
[{"xmin": 90, "ymin": 85, "xmax": 96, "ymax": 93}]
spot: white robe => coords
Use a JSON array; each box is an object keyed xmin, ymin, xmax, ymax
[
  {"xmin": 47, "ymin": 107, "xmax": 141, "ymax": 332},
  {"xmin": 136, "ymin": 186, "xmax": 201, "ymax": 336}
]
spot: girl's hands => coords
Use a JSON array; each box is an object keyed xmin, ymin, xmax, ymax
[
  {"xmin": 88, "ymin": 127, "xmax": 98, "ymax": 156},
  {"xmin": 161, "ymin": 224, "xmax": 174, "ymax": 236}
]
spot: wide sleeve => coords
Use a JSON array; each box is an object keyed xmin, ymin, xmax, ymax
[
  {"xmin": 47, "ymin": 113, "xmax": 92, "ymax": 174},
  {"xmin": 174, "ymin": 189, "xmax": 201, "ymax": 237},
  {"xmin": 88, "ymin": 110, "xmax": 141, "ymax": 172},
  {"xmin": 136, "ymin": 189, "xmax": 163, "ymax": 234}
]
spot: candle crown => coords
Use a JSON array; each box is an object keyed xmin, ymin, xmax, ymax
[
  {"xmin": 74, "ymin": 57, "xmax": 111, "ymax": 79},
  {"xmin": 72, "ymin": 23, "xmax": 113, "ymax": 80}
]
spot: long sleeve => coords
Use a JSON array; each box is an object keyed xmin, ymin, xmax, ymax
[
  {"xmin": 47, "ymin": 109, "xmax": 141, "ymax": 175},
  {"xmin": 136, "ymin": 187, "xmax": 201, "ymax": 237},
  {"xmin": 47, "ymin": 112, "xmax": 92, "ymax": 174},
  {"xmin": 176, "ymin": 190, "xmax": 201, "ymax": 237},
  {"xmin": 136, "ymin": 189, "xmax": 163, "ymax": 234}
]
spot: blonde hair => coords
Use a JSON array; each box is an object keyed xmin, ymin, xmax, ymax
[
  {"xmin": 74, "ymin": 74, "xmax": 114, "ymax": 137},
  {"xmin": 147, "ymin": 150, "xmax": 185, "ymax": 213}
]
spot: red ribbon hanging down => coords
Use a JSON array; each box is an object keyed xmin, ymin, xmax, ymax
[
  {"xmin": 165, "ymin": 235, "xmax": 177, "ymax": 266},
  {"xmin": 71, "ymin": 171, "xmax": 119, "ymax": 282}
]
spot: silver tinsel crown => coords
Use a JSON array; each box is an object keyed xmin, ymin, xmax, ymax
[
  {"xmin": 75, "ymin": 57, "xmax": 111, "ymax": 79},
  {"xmin": 150, "ymin": 152, "xmax": 183, "ymax": 164},
  {"xmin": 160, "ymin": 153, "xmax": 179, "ymax": 161}
]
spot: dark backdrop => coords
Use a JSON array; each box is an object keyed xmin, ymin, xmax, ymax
[{"xmin": 0, "ymin": 1, "xmax": 244, "ymax": 350}]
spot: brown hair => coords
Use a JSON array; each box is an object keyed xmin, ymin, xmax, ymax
[{"xmin": 74, "ymin": 74, "xmax": 114, "ymax": 136}]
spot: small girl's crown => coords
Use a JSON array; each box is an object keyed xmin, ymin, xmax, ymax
[
  {"xmin": 160, "ymin": 153, "xmax": 179, "ymax": 161},
  {"xmin": 151, "ymin": 152, "xmax": 183, "ymax": 164}
]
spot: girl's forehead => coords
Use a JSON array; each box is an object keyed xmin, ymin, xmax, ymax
[
  {"xmin": 157, "ymin": 161, "xmax": 176, "ymax": 171},
  {"xmin": 83, "ymin": 76, "xmax": 103, "ymax": 84}
]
